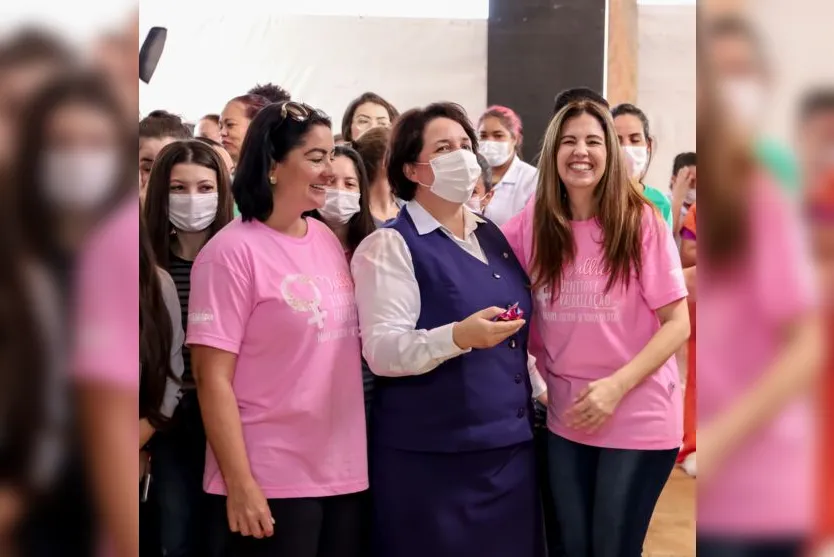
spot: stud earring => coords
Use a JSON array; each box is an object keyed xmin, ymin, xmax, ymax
[{"xmin": 269, "ymin": 176, "xmax": 277, "ymax": 185}]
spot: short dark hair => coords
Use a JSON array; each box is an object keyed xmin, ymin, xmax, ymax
[
  {"xmin": 200, "ymin": 113, "xmax": 220, "ymax": 125},
  {"xmin": 139, "ymin": 110, "xmax": 191, "ymax": 141},
  {"xmin": 227, "ymin": 94, "xmax": 271, "ymax": 121},
  {"xmin": 310, "ymin": 145, "xmax": 376, "ymax": 252},
  {"xmin": 247, "ymin": 83, "xmax": 291, "ymax": 104},
  {"xmin": 672, "ymin": 152, "xmax": 697, "ymax": 176},
  {"xmin": 143, "ymin": 140, "xmax": 234, "ymax": 269},
  {"xmin": 353, "ymin": 126, "xmax": 390, "ymax": 184},
  {"xmin": 476, "ymin": 153, "xmax": 493, "ymax": 193},
  {"xmin": 341, "ymin": 92, "xmax": 400, "ymax": 143},
  {"xmin": 707, "ymin": 15, "xmax": 767, "ymax": 73},
  {"xmin": 611, "ymin": 103, "xmax": 654, "ymax": 181},
  {"xmin": 554, "ymin": 87, "xmax": 609, "ymax": 115},
  {"xmin": 233, "ymin": 102, "xmax": 332, "ymax": 222},
  {"xmin": 387, "ymin": 102, "xmax": 478, "ymax": 202},
  {"xmin": 799, "ymin": 88, "xmax": 834, "ymax": 124}
]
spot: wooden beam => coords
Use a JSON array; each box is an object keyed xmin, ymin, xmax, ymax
[{"xmin": 606, "ymin": 0, "xmax": 639, "ymax": 106}]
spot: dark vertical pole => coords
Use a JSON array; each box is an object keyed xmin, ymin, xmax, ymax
[{"xmin": 487, "ymin": 0, "xmax": 607, "ymax": 162}]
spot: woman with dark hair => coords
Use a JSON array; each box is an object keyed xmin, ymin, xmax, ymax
[
  {"xmin": 477, "ymin": 105, "xmax": 538, "ymax": 226},
  {"xmin": 502, "ymin": 99, "xmax": 691, "ymax": 557},
  {"xmin": 311, "ymin": 144, "xmax": 376, "ymax": 255},
  {"xmin": 142, "ymin": 139, "xmax": 233, "ymax": 556},
  {"xmin": 352, "ymin": 126, "xmax": 402, "ymax": 225},
  {"xmin": 341, "ymin": 92, "xmax": 399, "ymax": 144},
  {"xmin": 220, "ymin": 93, "xmax": 270, "ymax": 166},
  {"xmin": 611, "ymin": 102, "xmax": 674, "ymax": 229},
  {"xmin": 139, "ymin": 211, "xmax": 184, "ymax": 445},
  {"xmin": 351, "ymin": 102, "xmax": 546, "ymax": 557},
  {"xmin": 188, "ymin": 101, "xmax": 367, "ymax": 557}
]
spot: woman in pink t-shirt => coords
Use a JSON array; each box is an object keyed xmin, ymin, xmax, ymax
[
  {"xmin": 502, "ymin": 100, "xmax": 691, "ymax": 557},
  {"xmin": 186, "ymin": 101, "xmax": 368, "ymax": 557}
]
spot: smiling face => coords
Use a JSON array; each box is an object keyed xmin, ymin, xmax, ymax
[
  {"xmin": 556, "ymin": 112, "xmax": 607, "ymax": 192},
  {"xmin": 220, "ymin": 100, "xmax": 251, "ymax": 162},
  {"xmin": 271, "ymin": 123, "xmax": 335, "ymax": 213}
]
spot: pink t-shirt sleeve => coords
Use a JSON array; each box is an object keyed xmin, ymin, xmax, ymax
[
  {"xmin": 186, "ymin": 256, "xmax": 254, "ymax": 355},
  {"xmin": 639, "ymin": 206, "xmax": 688, "ymax": 310},
  {"xmin": 73, "ymin": 199, "xmax": 139, "ymax": 390},
  {"xmin": 753, "ymin": 183, "xmax": 816, "ymax": 323}
]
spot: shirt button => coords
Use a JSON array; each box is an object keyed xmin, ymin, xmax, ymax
[
  {"xmin": 502, "ymin": 252, "xmax": 509, "ymax": 259},
  {"xmin": 509, "ymin": 339, "xmax": 517, "ymax": 349},
  {"xmin": 493, "ymin": 272, "xmax": 501, "ymax": 279},
  {"xmin": 517, "ymin": 408, "xmax": 525, "ymax": 418},
  {"xmin": 515, "ymin": 373, "xmax": 523, "ymax": 384}
]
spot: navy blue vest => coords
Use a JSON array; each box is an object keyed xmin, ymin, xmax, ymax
[{"xmin": 372, "ymin": 206, "xmax": 535, "ymax": 453}]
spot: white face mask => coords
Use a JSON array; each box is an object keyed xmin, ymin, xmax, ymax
[
  {"xmin": 417, "ymin": 149, "xmax": 482, "ymax": 204},
  {"xmin": 465, "ymin": 195, "xmax": 482, "ymax": 212},
  {"xmin": 622, "ymin": 145, "xmax": 649, "ymax": 179},
  {"xmin": 169, "ymin": 192, "xmax": 218, "ymax": 232},
  {"xmin": 479, "ymin": 140, "xmax": 513, "ymax": 167},
  {"xmin": 719, "ymin": 78, "xmax": 765, "ymax": 131},
  {"xmin": 319, "ymin": 189, "xmax": 360, "ymax": 226},
  {"xmin": 42, "ymin": 149, "xmax": 121, "ymax": 210},
  {"xmin": 684, "ymin": 188, "xmax": 696, "ymax": 206}
]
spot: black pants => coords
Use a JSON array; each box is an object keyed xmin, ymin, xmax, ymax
[
  {"xmin": 150, "ymin": 391, "xmax": 209, "ymax": 557},
  {"xmin": 697, "ymin": 537, "xmax": 806, "ymax": 557},
  {"xmin": 212, "ymin": 491, "xmax": 367, "ymax": 557},
  {"xmin": 534, "ymin": 423, "xmax": 562, "ymax": 556},
  {"xmin": 547, "ymin": 432, "xmax": 678, "ymax": 557}
]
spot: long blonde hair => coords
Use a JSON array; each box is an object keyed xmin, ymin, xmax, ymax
[{"xmin": 531, "ymin": 100, "xmax": 649, "ymax": 296}]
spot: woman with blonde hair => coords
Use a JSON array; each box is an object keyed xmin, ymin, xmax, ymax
[{"xmin": 502, "ymin": 99, "xmax": 690, "ymax": 556}]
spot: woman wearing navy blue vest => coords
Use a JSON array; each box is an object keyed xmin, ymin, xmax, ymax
[{"xmin": 351, "ymin": 102, "xmax": 548, "ymax": 557}]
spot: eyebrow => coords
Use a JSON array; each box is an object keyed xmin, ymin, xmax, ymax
[
  {"xmin": 304, "ymin": 148, "xmax": 330, "ymax": 156},
  {"xmin": 140, "ymin": 156, "xmax": 154, "ymax": 163}
]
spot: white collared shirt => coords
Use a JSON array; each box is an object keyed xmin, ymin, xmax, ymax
[
  {"xmin": 350, "ymin": 200, "xmax": 546, "ymax": 397},
  {"xmin": 483, "ymin": 156, "xmax": 539, "ymax": 227}
]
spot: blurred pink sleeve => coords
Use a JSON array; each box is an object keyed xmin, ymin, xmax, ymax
[
  {"xmin": 500, "ymin": 197, "xmax": 533, "ymax": 273},
  {"xmin": 72, "ymin": 198, "xmax": 139, "ymax": 390},
  {"xmin": 639, "ymin": 206, "xmax": 688, "ymax": 310}
]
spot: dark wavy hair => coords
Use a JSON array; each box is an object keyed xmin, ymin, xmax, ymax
[
  {"xmin": 234, "ymin": 102, "xmax": 332, "ymax": 222},
  {"xmin": 139, "ymin": 213, "xmax": 177, "ymax": 429},
  {"xmin": 143, "ymin": 140, "xmax": 234, "ymax": 270},
  {"xmin": 310, "ymin": 145, "xmax": 376, "ymax": 252},
  {"xmin": 386, "ymin": 102, "xmax": 478, "ymax": 202}
]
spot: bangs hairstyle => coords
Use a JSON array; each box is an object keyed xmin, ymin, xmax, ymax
[
  {"xmin": 387, "ymin": 102, "xmax": 478, "ymax": 202},
  {"xmin": 143, "ymin": 140, "xmax": 234, "ymax": 269},
  {"xmin": 310, "ymin": 145, "xmax": 376, "ymax": 252},
  {"xmin": 532, "ymin": 100, "xmax": 649, "ymax": 296},
  {"xmin": 341, "ymin": 92, "xmax": 400, "ymax": 143},
  {"xmin": 233, "ymin": 101, "xmax": 332, "ymax": 222}
]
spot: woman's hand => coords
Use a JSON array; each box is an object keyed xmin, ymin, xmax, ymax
[
  {"xmin": 565, "ymin": 377, "xmax": 626, "ymax": 433},
  {"xmin": 452, "ymin": 307, "xmax": 525, "ymax": 350},
  {"xmin": 226, "ymin": 478, "xmax": 274, "ymax": 539}
]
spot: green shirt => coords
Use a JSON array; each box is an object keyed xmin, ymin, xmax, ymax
[
  {"xmin": 755, "ymin": 137, "xmax": 800, "ymax": 200},
  {"xmin": 642, "ymin": 184, "xmax": 673, "ymax": 229}
]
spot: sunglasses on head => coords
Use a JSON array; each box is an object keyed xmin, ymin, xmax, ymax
[{"xmin": 277, "ymin": 101, "xmax": 327, "ymax": 123}]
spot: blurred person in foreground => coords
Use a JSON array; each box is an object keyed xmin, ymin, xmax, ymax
[
  {"xmin": 0, "ymin": 28, "xmax": 74, "ymax": 177},
  {"xmin": 72, "ymin": 10, "xmax": 142, "ymax": 557},
  {"xmin": 797, "ymin": 89, "xmax": 834, "ymax": 193},
  {"xmin": 697, "ymin": 33, "xmax": 822, "ymax": 557},
  {"xmin": 704, "ymin": 14, "xmax": 802, "ymax": 199}
]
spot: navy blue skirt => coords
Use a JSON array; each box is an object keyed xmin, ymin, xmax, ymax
[{"xmin": 371, "ymin": 441, "xmax": 545, "ymax": 557}]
